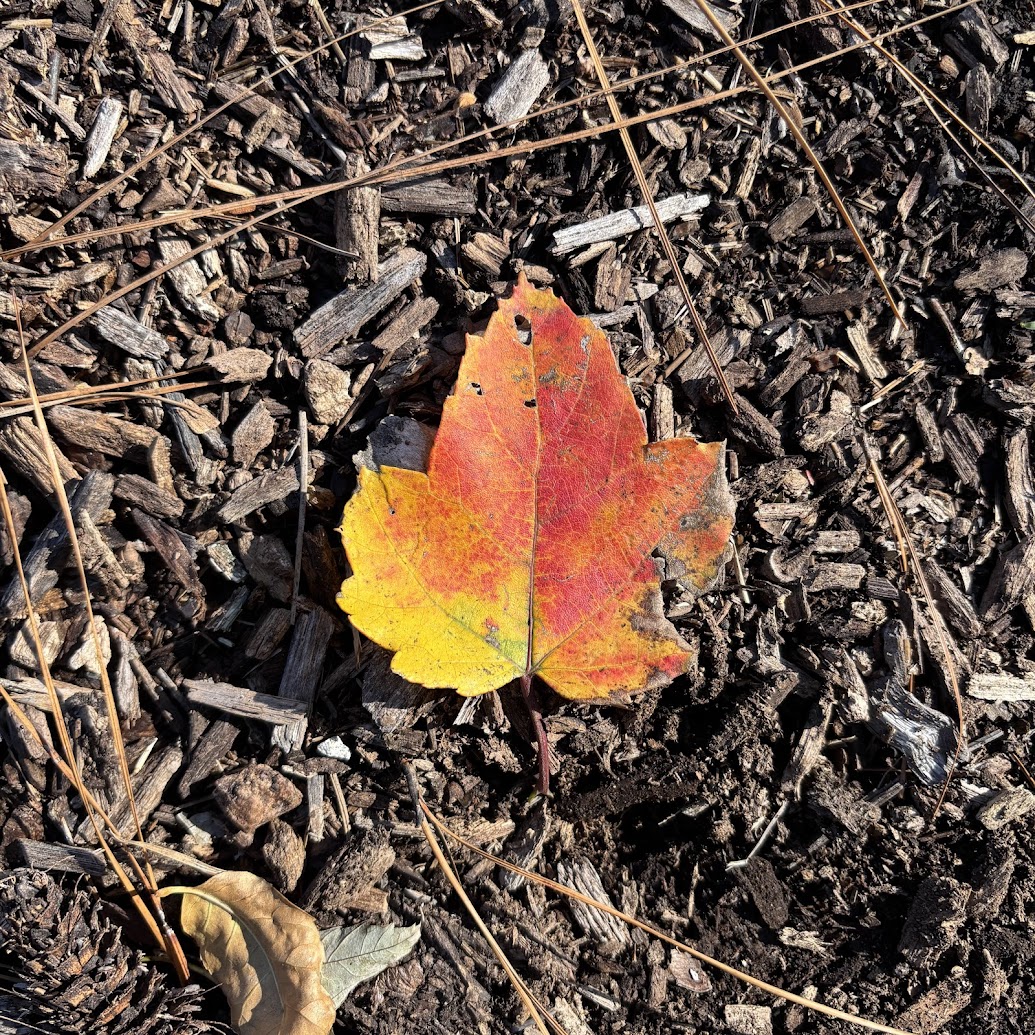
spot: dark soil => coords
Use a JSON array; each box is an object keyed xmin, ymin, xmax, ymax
[{"xmin": 1, "ymin": 1, "xmax": 1034, "ymax": 1034}]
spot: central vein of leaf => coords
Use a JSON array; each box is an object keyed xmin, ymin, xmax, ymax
[{"xmin": 524, "ymin": 325, "xmax": 542, "ymax": 678}]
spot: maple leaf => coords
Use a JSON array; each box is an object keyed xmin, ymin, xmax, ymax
[{"xmin": 338, "ymin": 275, "xmax": 734, "ymax": 715}]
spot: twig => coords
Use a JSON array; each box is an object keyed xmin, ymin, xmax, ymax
[{"xmin": 291, "ymin": 410, "xmax": 309, "ymax": 624}]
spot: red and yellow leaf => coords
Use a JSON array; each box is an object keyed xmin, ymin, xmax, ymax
[{"xmin": 337, "ymin": 275, "xmax": 734, "ymax": 701}]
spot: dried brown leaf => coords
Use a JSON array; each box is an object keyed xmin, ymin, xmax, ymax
[{"xmin": 170, "ymin": 872, "xmax": 336, "ymax": 1035}]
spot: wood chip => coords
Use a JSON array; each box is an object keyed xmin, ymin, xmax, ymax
[
  {"xmin": 0, "ymin": 138, "xmax": 69, "ymax": 197},
  {"xmin": 659, "ymin": 0, "xmax": 739, "ymax": 40},
  {"xmin": 156, "ymin": 237, "xmax": 223, "ymax": 321},
  {"xmin": 0, "ymin": 416, "xmax": 80, "ymax": 497},
  {"xmin": 550, "ymin": 192, "xmax": 710, "ymax": 255},
  {"xmin": 184, "ymin": 678, "xmax": 309, "ymax": 724},
  {"xmin": 968, "ymin": 673, "xmax": 1035, "ymax": 702},
  {"xmin": 81, "ymin": 96, "xmax": 124, "ymax": 179},
  {"xmin": 768, "ymin": 197, "xmax": 817, "ymax": 242},
  {"xmin": 294, "ymin": 247, "xmax": 427, "ymax": 359},
  {"xmin": 484, "ymin": 49, "xmax": 550, "ymax": 124},
  {"xmin": 218, "ymin": 466, "xmax": 300, "ymax": 524},
  {"xmin": 232, "ymin": 400, "xmax": 276, "ymax": 467},
  {"xmin": 555, "ymin": 856, "xmax": 629, "ymax": 948},
  {"xmin": 381, "ymin": 177, "xmax": 477, "ymax": 216},
  {"xmin": 273, "ymin": 606, "xmax": 337, "ymax": 752},
  {"xmin": 206, "ymin": 347, "xmax": 273, "ymax": 383},
  {"xmin": 90, "ymin": 306, "xmax": 168, "ymax": 360},
  {"xmin": 303, "ymin": 360, "xmax": 352, "ymax": 424},
  {"xmin": 955, "ymin": 247, "xmax": 1028, "ymax": 293},
  {"xmin": 336, "ymin": 153, "xmax": 380, "ymax": 282}
]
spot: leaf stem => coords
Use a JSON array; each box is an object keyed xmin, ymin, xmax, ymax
[{"xmin": 520, "ymin": 674, "xmax": 551, "ymax": 796}]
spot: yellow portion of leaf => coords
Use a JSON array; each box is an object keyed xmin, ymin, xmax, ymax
[
  {"xmin": 177, "ymin": 871, "xmax": 336, "ymax": 1035},
  {"xmin": 337, "ymin": 465, "xmax": 526, "ymax": 696}
]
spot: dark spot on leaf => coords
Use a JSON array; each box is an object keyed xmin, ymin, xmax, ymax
[
  {"xmin": 469, "ymin": 382, "xmax": 482, "ymax": 395},
  {"xmin": 525, "ymin": 398, "xmax": 537, "ymax": 408}
]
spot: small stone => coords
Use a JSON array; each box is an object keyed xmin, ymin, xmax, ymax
[
  {"xmin": 316, "ymin": 736, "xmax": 352, "ymax": 762},
  {"xmin": 262, "ymin": 817, "xmax": 306, "ymax": 892},
  {"xmin": 213, "ymin": 763, "xmax": 303, "ymax": 833},
  {"xmin": 976, "ymin": 787, "xmax": 1035, "ymax": 830},
  {"xmin": 303, "ymin": 359, "xmax": 352, "ymax": 424}
]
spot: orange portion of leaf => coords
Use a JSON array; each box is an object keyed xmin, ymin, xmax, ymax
[
  {"xmin": 337, "ymin": 275, "xmax": 734, "ymax": 700},
  {"xmin": 174, "ymin": 872, "xmax": 336, "ymax": 1035}
]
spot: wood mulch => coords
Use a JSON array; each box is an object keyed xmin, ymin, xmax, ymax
[{"xmin": 1, "ymin": 0, "xmax": 1034, "ymax": 1032}]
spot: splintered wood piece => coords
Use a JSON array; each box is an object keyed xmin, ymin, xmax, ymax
[
  {"xmin": 156, "ymin": 238, "xmax": 223, "ymax": 321},
  {"xmin": 272, "ymin": 606, "xmax": 336, "ymax": 752},
  {"xmin": 0, "ymin": 471, "xmax": 113, "ymax": 618},
  {"xmin": 0, "ymin": 138, "xmax": 70, "ymax": 196},
  {"xmin": 867, "ymin": 620, "xmax": 960, "ymax": 786},
  {"xmin": 232, "ymin": 401, "xmax": 276, "ymax": 467},
  {"xmin": 0, "ymin": 416, "xmax": 80, "ymax": 498},
  {"xmin": 980, "ymin": 538, "xmax": 1035, "ymax": 620},
  {"xmin": 460, "ymin": 233, "xmax": 508, "ymax": 276},
  {"xmin": 371, "ymin": 296, "xmax": 439, "ymax": 357},
  {"xmin": 115, "ymin": 473, "xmax": 184, "ymax": 518},
  {"xmin": 109, "ymin": 744, "xmax": 184, "ymax": 835},
  {"xmin": 550, "ymin": 192, "xmax": 710, "ymax": 255},
  {"xmin": 914, "ymin": 405, "xmax": 945, "ymax": 462},
  {"xmin": 768, "ymin": 197, "xmax": 817, "ymax": 242},
  {"xmin": 132, "ymin": 509, "xmax": 204, "ymax": 603},
  {"xmin": 781, "ymin": 699, "xmax": 833, "ymax": 796},
  {"xmin": 184, "ymin": 679, "xmax": 310, "ymax": 724},
  {"xmin": 362, "ymin": 15, "xmax": 425, "ymax": 60},
  {"xmin": 208, "ymin": 79, "xmax": 302, "ymax": 137},
  {"xmin": 218, "ymin": 466, "xmax": 300, "ymax": 523},
  {"xmin": 555, "ymin": 856, "xmax": 629, "ymax": 947},
  {"xmin": 294, "ymin": 247, "xmax": 427, "ymax": 359},
  {"xmin": 1004, "ymin": 430, "xmax": 1035, "ymax": 539},
  {"xmin": 335, "ymin": 154, "xmax": 380, "ymax": 282},
  {"xmin": 955, "ymin": 247, "xmax": 1029, "ymax": 293},
  {"xmin": 381, "ymin": 177, "xmax": 477, "ymax": 216},
  {"xmin": 90, "ymin": 305, "xmax": 169, "ymax": 359},
  {"xmin": 113, "ymin": 1, "xmax": 201, "ymax": 113},
  {"xmin": 177, "ymin": 718, "xmax": 241, "ymax": 798},
  {"xmin": 245, "ymin": 608, "xmax": 293, "ymax": 661},
  {"xmin": 968, "ymin": 673, "xmax": 1035, "ymax": 702},
  {"xmin": 846, "ymin": 321, "xmax": 888, "ymax": 381},
  {"xmin": 47, "ymin": 403, "xmax": 159, "ymax": 457},
  {"xmin": 81, "ymin": 97, "xmax": 124, "ymax": 179},
  {"xmin": 484, "ymin": 49, "xmax": 550, "ymax": 124},
  {"xmin": 659, "ymin": 0, "xmax": 739, "ymax": 40},
  {"xmin": 12, "ymin": 840, "xmax": 107, "ymax": 875}
]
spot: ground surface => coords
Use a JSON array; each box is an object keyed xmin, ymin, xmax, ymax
[{"xmin": 1, "ymin": 0, "xmax": 1034, "ymax": 1033}]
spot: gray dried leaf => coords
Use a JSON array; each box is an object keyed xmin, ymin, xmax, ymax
[{"xmin": 320, "ymin": 922, "xmax": 421, "ymax": 1006}]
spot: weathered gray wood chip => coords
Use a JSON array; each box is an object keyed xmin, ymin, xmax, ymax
[
  {"xmin": 218, "ymin": 466, "xmax": 301, "ymax": 523},
  {"xmin": 484, "ymin": 49, "xmax": 550, "ymax": 124},
  {"xmin": 91, "ymin": 306, "xmax": 168, "ymax": 359},
  {"xmin": 294, "ymin": 247, "xmax": 427, "ymax": 359},
  {"xmin": 550, "ymin": 193, "xmax": 710, "ymax": 255}
]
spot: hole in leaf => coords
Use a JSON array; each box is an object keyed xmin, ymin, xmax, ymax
[
  {"xmin": 514, "ymin": 314, "xmax": 532, "ymax": 345},
  {"xmin": 525, "ymin": 398, "xmax": 537, "ymax": 408},
  {"xmin": 468, "ymin": 382, "xmax": 482, "ymax": 395}
]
